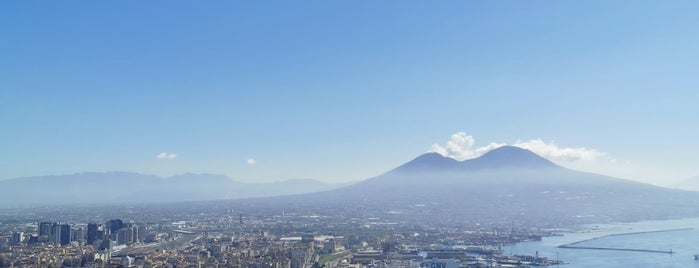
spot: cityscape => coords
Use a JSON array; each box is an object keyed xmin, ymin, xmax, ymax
[
  {"xmin": 4, "ymin": 147, "xmax": 699, "ymax": 268},
  {"xmin": 1, "ymin": 199, "xmax": 566, "ymax": 268},
  {"xmin": 1, "ymin": 146, "xmax": 698, "ymax": 267},
  {"xmin": 3, "ymin": 1, "xmax": 699, "ymax": 267}
]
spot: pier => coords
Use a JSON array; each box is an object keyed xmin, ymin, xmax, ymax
[
  {"xmin": 558, "ymin": 228, "xmax": 693, "ymax": 254},
  {"xmin": 559, "ymin": 245, "xmax": 675, "ymax": 254}
]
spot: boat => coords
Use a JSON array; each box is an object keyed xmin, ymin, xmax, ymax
[{"xmin": 693, "ymin": 253, "xmax": 698, "ymax": 260}]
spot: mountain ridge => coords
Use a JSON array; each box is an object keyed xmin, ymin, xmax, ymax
[
  {"xmin": 394, "ymin": 146, "xmax": 558, "ymax": 174},
  {"xmin": 275, "ymin": 146, "xmax": 699, "ymax": 225},
  {"xmin": 0, "ymin": 172, "xmax": 343, "ymax": 205}
]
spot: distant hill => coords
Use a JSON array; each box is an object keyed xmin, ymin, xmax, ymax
[
  {"xmin": 279, "ymin": 146, "xmax": 699, "ymax": 225},
  {"xmin": 0, "ymin": 172, "xmax": 343, "ymax": 205}
]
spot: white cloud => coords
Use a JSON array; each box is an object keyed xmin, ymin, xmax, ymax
[
  {"xmin": 429, "ymin": 132, "xmax": 605, "ymax": 162},
  {"xmin": 429, "ymin": 132, "xmax": 506, "ymax": 161},
  {"xmin": 246, "ymin": 158, "xmax": 256, "ymax": 165},
  {"xmin": 156, "ymin": 152, "xmax": 177, "ymax": 160},
  {"xmin": 513, "ymin": 139, "xmax": 605, "ymax": 162}
]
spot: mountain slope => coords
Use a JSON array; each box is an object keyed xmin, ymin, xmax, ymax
[{"xmin": 283, "ymin": 146, "xmax": 699, "ymax": 225}]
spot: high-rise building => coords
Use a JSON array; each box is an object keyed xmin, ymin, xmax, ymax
[
  {"xmin": 133, "ymin": 225, "xmax": 141, "ymax": 243},
  {"xmin": 106, "ymin": 219, "xmax": 124, "ymax": 235},
  {"xmin": 38, "ymin": 222, "xmax": 54, "ymax": 237},
  {"xmin": 52, "ymin": 224, "xmax": 70, "ymax": 246},
  {"xmin": 11, "ymin": 232, "xmax": 24, "ymax": 244},
  {"xmin": 49, "ymin": 224, "xmax": 58, "ymax": 244},
  {"xmin": 59, "ymin": 224, "xmax": 71, "ymax": 246},
  {"xmin": 108, "ymin": 232, "xmax": 121, "ymax": 246},
  {"xmin": 27, "ymin": 235, "xmax": 39, "ymax": 245},
  {"xmin": 136, "ymin": 225, "xmax": 146, "ymax": 243},
  {"xmin": 87, "ymin": 223, "xmax": 98, "ymax": 245},
  {"xmin": 72, "ymin": 227, "xmax": 85, "ymax": 243},
  {"xmin": 117, "ymin": 227, "xmax": 136, "ymax": 245}
]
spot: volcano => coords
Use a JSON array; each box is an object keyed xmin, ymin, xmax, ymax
[{"xmin": 284, "ymin": 146, "xmax": 699, "ymax": 224}]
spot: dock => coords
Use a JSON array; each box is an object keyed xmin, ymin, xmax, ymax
[
  {"xmin": 558, "ymin": 228, "xmax": 693, "ymax": 254},
  {"xmin": 559, "ymin": 245, "xmax": 674, "ymax": 254}
]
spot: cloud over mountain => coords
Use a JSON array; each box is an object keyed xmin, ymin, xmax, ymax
[
  {"xmin": 157, "ymin": 152, "xmax": 178, "ymax": 160},
  {"xmin": 513, "ymin": 139, "xmax": 605, "ymax": 162},
  {"xmin": 429, "ymin": 132, "xmax": 504, "ymax": 161},
  {"xmin": 430, "ymin": 132, "xmax": 605, "ymax": 162}
]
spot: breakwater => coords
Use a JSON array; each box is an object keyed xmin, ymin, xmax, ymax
[{"xmin": 558, "ymin": 228, "xmax": 693, "ymax": 254}]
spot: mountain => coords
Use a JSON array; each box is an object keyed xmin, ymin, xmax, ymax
[
  {"xmin": 280, "ymin": 146, "xmax": 699, "ymax": 225},
  {"xmin": 0, "ymin": 172, "xmax": 343, "ymax": 205},
  {"xmin": 6, "ymin": 147, "xmax": 699, "ymax": 225},
  {"xmin": 392, "ymin": 152, "xmax": 460, "ymax": 173},
  {"xmin": 393, "ymin": 146, "xmax": 557, "ymax": 173}
]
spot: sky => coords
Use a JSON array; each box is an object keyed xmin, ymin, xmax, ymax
[{"xmin": 1, "ymin": 1, "xmax": 698, "ymax": 186}]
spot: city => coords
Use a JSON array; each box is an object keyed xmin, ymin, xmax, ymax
[
  {"xmin": 3, "ymin": 1, "xmax": 698, "ymax": 267},
  {"xmin": 0, "ymin": 201, "xmax": 564, "ymax": 268},
  {"xmin": 2, "ymin": 147, "xmax": 699, "ymax": 267}
]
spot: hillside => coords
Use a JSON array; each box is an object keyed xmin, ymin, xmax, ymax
[{"xmin": 278, "ymin": 146, "xmax": 699, "ymax": 225}]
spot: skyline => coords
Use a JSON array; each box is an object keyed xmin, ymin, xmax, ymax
[{"xmin": 2, "ymin": 1, "xmax": 699, "ymax": 186}]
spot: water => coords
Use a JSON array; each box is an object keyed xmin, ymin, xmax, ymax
[{"xmin": 506, "ymin": 217, "xmax": 699, "ymax": 267}]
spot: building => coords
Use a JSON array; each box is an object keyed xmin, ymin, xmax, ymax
[
  {"xmin": 301, "ymin": 234, "xmax": 314, "ymax": 243},
  {"xmin": 72, "ymin": 227, "xmax": 85, "ymax": 243},
  {"xmin": 106, "ymin": 219, "xmax": 124, "ymax": 235},
  {"xmin": 117, "ymin": 227, "xmax": 135, "ymax": 245},
  {"xmin": 52, "ymin": 224, "xmax": 71, "ymax": 246},
  {"xmin": 11, "ymin": 232, "xmax": 24, "ymax": 244},
  {"xmin": 87, "ymin": 223, "xmax": 99, "ymax": 245},
  {"xmin": 38, "ymin": 222, "xmax": 54, "ymax": 237}
]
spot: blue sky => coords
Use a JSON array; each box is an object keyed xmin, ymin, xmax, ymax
[{"xmin": 1, "ymin": 1, "xmax": 698, "ymax": 185}]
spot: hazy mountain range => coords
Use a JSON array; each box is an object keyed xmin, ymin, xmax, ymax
[
  {"xmin": 0, "ymin": 173, "xmax": 345, "ymax": 205},
  {"xmin": 274, "ymin": 146, "xmax": 699, "ymax": 224},
  {"xmin": 3, "ymin": 146, "xmax": 699, "ymax": 225}
]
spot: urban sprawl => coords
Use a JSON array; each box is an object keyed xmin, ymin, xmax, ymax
[{"xmin": 0, "ymin": 201, "xmax": 566, "ymax": 268}]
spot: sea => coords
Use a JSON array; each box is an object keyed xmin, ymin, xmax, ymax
[{"xmin": 505, "ymin": 217, "xmax": 699, "ymax": 267}]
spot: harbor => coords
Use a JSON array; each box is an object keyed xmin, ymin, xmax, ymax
[
  {"xmin": 557, "ymin": 228, "xmax": 693, "ymax": 254},
  {"xmin": 506, "ymin": 218, "xmax": 699, "ymax": 267}
]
